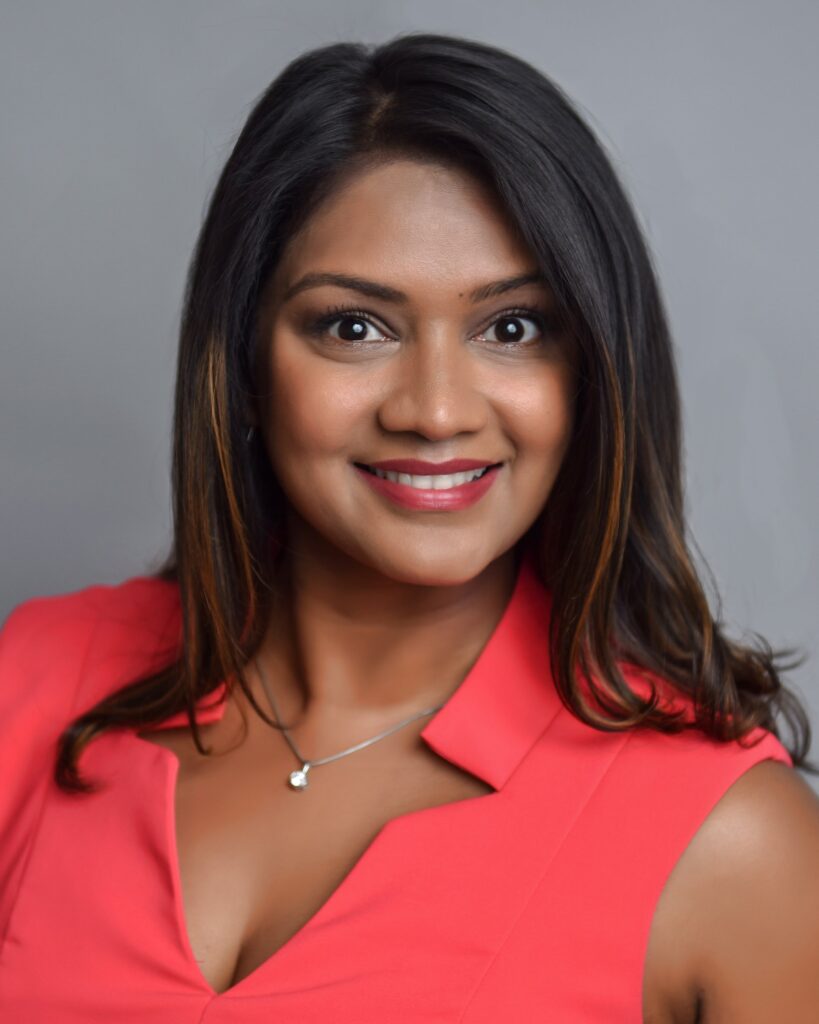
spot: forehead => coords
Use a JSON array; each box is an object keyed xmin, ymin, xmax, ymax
[{"xmin": 270, "ymin": 159, "xmax": 542, "ymax": 301}]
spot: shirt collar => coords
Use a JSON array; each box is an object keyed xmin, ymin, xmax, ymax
[{"xmin": 151, "ymin": 551, "xmax": 560, "ymax": 792}]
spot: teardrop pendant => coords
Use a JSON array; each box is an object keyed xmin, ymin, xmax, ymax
[{"xmin": 288, "ymin": 764, "xmax": 310, "ymax": 790}]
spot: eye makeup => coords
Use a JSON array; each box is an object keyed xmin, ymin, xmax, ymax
[{"xmin": 304, "ymin": 302, "xmax": 561, "ymax": 349}]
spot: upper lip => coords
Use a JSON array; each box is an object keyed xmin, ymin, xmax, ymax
[{"xmin": 359, "ymin": 458, "xmax": 501, "ymax": 474}]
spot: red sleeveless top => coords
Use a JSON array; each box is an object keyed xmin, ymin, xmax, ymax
[{"xmin": 0, "ymin": 557, "xmax": 792, "ymax": 1020}]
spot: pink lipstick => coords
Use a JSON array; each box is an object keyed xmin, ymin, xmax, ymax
[{"xmin": 353, "ymin": 460, "xmax": 503, "ymax": 511}]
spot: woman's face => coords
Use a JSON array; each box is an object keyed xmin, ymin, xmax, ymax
[{"xmin": 254, "ymin": 158, "xmax": 578, "ymax": 586}]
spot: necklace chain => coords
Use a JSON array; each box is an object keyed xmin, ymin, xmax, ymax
[{"xmin": 253, "ymin": 657, "xmax": 446, "ymax": 790}]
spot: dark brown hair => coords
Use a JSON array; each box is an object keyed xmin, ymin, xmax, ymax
[{"xmin": 55, "ymin": 31, "xmax": 816, "ymax": 792}]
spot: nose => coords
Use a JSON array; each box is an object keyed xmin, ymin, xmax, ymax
[{"xmin": 375, "ymin": 329, "xmax": 487, "ymax": 441}]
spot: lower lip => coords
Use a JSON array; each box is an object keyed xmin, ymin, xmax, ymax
[{"xmin": 353, "ymin": 464, "xmax": 502, "ymax": 511}]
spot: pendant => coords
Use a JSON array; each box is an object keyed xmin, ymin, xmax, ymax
[{"xmin": 288, "ymin": 764, "xmax": 310, "ymax": 790}]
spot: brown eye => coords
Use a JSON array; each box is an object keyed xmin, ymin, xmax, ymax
[
  {"xmin": 478, "ymin": 309, "xmax": 555, "ymax": 347},
  {"xmin": 332, "ymin": 315, "xmax": 372, "ymax": 342},
  {"xmin": 489, "ymin": 316, "xmax": 536, "ymax": 344},
  {"xmin": 307, "ymin": 306, "xmax": 391, "ymax": 345}
]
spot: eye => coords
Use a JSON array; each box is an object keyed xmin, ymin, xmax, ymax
[
  {"xmin": 306, "ymin": 304, "xmax": 558, "ymax": 348},
  {"xmin": 476, "ymin": 308, "xmax": 554, "ymax": 347},
  {"xmin": 307, "ymin": 305, "xmax": 393, "ymax": 345}
]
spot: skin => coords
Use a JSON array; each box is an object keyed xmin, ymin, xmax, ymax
[
  {"xmin": 642, "ymin": 759, "xmax": 819, "ymax": 1022},
  {"xmin": 137, "ymin": 157, "xmax": 583, "ymax": 996},
  {"xmin": 143, "ymin": 156, "xmax": 819, "ymax": 1011},
  {"xmin": 248, "ymin": 157, "xmax": 579, "ymax": 726},
  {"xmin": 246, "ymin": 157, "xmax": 819, "ymax": 1018}
]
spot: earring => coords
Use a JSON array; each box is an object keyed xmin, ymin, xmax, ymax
[{"xmin": 246, "ymin": 425, "xmax": 256, "ymax": 443}]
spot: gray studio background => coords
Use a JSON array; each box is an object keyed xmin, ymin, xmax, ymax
[{"xmin": 2, "ymin": 0, "xmax": 817, "ymax": 783}]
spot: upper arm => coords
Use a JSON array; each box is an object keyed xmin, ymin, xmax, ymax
[{"xmin": 684, "ymin": 759, "xmax": 819, "ymax": 1022}]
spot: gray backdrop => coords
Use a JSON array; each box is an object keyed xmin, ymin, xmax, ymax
[{"xmin": 2, "ymin": 1, "xmax": 816, "ymax": 784}]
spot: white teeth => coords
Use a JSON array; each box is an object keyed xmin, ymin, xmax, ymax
[{"xmin": 370, "ymin": 467, "xmax": 490, "ymax": 489}]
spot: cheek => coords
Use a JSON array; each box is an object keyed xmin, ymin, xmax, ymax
[
  {"xmin": 508, "ymin": 363, "xmax": 576, "ymax": 467},
  {"xmin": 267, "ymin": 339, "xmax": 360, "ymax": 460}
]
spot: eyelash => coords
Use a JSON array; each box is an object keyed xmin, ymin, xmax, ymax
[{"xmin": 306, "ymin": 303, "xmax": 558, "ymax": 348}]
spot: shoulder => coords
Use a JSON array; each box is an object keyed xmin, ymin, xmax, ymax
[
  {"xmin": 662, "ymin": 756, "xmax": 819, "ymax": 1020},
  {"xmin": 0, "ymin": 582, "xmax": 110, "ymax": 702},
  {"xmin": 0, "ymin": 574, "xmax": 180, "ymax": 716},
  {"xmin": 1, "ymin": 574, "xmax": 175, "ymax": 642}
]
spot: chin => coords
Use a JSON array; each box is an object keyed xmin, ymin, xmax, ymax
[{"xmin": 357, "ymin": 546, "xmax": 499, "ymax": 588}]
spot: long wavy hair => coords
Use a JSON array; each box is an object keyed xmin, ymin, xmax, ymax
[{"xmin": 55, "ymin": 31, "xmax": 816, "ymax": 792}]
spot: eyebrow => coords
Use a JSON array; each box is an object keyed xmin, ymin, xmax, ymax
[{"xmin": 281, "ymin": 271, "xmax": 549, "ymax": 305}]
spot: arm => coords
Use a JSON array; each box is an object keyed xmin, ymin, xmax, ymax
[{"xmin": 681, "ymin": 759, "xmax": 819, "ymax": 1022}]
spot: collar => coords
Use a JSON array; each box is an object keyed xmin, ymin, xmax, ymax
[{"xmin": 150, "ymin": 551, "xmax": 561, "ymax": 791}]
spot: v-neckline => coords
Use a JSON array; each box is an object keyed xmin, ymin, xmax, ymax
[
  {"xmin": 113, "ymin": 550, "xmax": 559, "ymax": 997},
  {"xmin": 127, "ymin": 722, "xmax": 503, "ymax": 999}
]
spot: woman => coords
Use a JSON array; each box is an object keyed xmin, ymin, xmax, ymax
[{"xmin": 1, "ymin": 31, "xmax": 817, "ymax": 1022}]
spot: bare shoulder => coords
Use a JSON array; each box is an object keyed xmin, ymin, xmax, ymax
[{"xmin": 656, "ymin": 758, "xmax": 819, "ymax": 1022}]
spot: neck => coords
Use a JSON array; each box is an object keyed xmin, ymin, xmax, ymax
[{"xmin": 257, "ymin": 534, "xmax": 522, "ymax": 720}]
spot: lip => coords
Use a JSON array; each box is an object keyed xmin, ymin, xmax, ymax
[
  {"xmin": 361, "ymin": 458, "xmax": 500, "ymax": 474},
  {"xmin": 353, "ymin": 462, "xmax": 502, "ymax": 511}
]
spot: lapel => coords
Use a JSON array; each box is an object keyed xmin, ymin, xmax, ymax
[{"xmin": 148, "ymin": 551, "xmax": 560, "ymax": 792}]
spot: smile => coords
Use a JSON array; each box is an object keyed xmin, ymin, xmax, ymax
[
  {"xmin": 359, "ymin": 465, "xmax": 494, "ymax": 490},
  {"xmin": 353, "ymin": 462, "xmax": 503, "ymax": 511}
]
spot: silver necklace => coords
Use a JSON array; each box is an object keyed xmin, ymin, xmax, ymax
[{"xmin": 253, "ymin": 657, "xmax": 446, "ymax": 791}]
